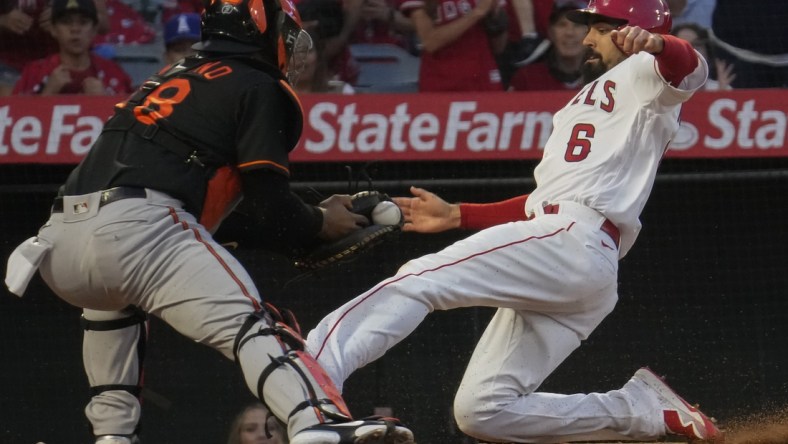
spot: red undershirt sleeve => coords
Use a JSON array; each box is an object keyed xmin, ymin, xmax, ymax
[
  {"xmin": 459, "ymin": 194, "xmax": 529, "ymax": 230},
  {"xmin": 654, "ymin": 34, "xmax": 699, "ymax": 87}
]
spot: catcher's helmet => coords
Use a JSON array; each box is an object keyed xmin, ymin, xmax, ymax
[
  {"xmin": 198, "ymin": 0, "xmax": 312, "ymax": 81},
  {"xmin": 565, "ymin": 0, "xmax": 672, "ymax": 34}
]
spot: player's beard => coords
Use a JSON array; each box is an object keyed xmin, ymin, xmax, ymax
[{"xmin": 581, "ymin": 48, "xmax": 607, "ymax": 84}]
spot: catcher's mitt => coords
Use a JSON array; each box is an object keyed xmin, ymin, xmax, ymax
[{"xmin": 294, "ymin": 191, "xmax": 402, "ymax": 270}]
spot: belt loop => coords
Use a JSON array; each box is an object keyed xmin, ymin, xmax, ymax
[{"xmin": 543, "ymin": 204, "xmax": 559, "ymax": 215}]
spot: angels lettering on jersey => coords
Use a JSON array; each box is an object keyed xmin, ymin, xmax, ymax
[{"xmin": 570, "ymin": 79, "xmax": 617, "ymax": 114}]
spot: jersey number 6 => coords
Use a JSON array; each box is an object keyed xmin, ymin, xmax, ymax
[{"xmin": 564, "ymin": 123, "xmax": 595, "ymax": 162}]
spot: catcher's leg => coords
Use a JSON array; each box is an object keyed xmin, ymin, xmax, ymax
[
  {"xmin": 82, "ymin": 306, "xmax": 148, "ymax": 444},
  {"xmin": 234, "ymin": 311, "xmax": 415, "ymax": 444}
]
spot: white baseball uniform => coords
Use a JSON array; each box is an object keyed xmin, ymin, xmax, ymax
[{"xmin": 307, "ymin": 47, "xmax": 708, "ymax": 442}]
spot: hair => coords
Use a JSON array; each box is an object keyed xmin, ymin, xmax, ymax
[
  {"xmin": 227, "ymin": 402, "xmax": 289, "ymax": 444},
  {"xmin": 293, "ymin": 30, "xmax": 333, "ymax": 92},
  {"xmin": 227, "ymin": 402, "xmax": 266, "ymax": 444},
  {"xmin": 672, "ymin": 22, "xmax": 711, "ymax": 47}
]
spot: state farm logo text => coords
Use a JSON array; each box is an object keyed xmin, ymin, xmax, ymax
[
  {"xmin": 0, "ymin": 105, "xmax": 104, "ymax": 160},
  {"xmin": 0, "ymin": 94, "xmax": 785, "ymax": 163}
]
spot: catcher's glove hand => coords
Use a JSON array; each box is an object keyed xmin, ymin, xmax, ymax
[{"xmin": 294, "ymin": 191, "xmax": 402, "ymax": 270}]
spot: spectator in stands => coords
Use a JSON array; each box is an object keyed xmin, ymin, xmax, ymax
[
  {"xmin": 671, "ymin": 0, "xmax": 715, "ymax": 28},
  {"xmin": 162, "ymin": 11, "xmax": 200, "ymax": 64},
  {"xmin": 672, "ymin": 22, "xmax": 734, "ymax": 90},
  {"xmin": 497, "ymin": 0, "xmax": 553, "ymax": 88},
  {"xmin": 12, "ymin": 0, "xmax": 132, "ymax": 95},
  {"xmin": 0, "ymin": 0, "xmax": 108, "ymax": 95},
  {"xmin": 506, "ymin": 0, "xmax": 548, "ymax": 66},
  {"xmin": 92, "ymin": 0, "xmax": 156, "ymax": 45},
  {"xmin": 350, "ymin": 0, "xmax": 416, "ymax": 54},
  {"xmin": 227, "ymin": 402, "xmax": 288, "ymax": 444},
  {"xmin": 293, "ymin": 30, "xmax": 355, "ymax": 94},
  {"xmin": 509, "ymin": 0, "xmax": 586, "ymax": 91},
  {"xmin": 161, "ymin": 0, "xmax": 202, "ymax": 23},
  {"xmin": 711, "ymin": 0, "xmax": 787, "ymax": 88},
  {"xmin": 402, "ymin": 0, "xmax": 508, "ymax": 91},
  {"xmin": 297, "ymin": 0, "xmax": 361, "ymax": 86}
]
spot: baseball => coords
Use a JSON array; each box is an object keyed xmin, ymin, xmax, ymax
[{"xmin": 371, "ymin": 201, "xmax": 402, "ymax": 226}]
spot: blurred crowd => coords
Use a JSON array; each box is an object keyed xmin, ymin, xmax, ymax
[{"xmin": 0, "ymin": 0, "xmax": 785, "ymax": 96}]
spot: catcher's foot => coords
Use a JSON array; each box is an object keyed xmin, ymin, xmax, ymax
[
  {"xmin": 632, "ymin": 367, "xmax": 723, "ymax": 442},
  {"xmin": 290, "ymin": 417, "xmax": 415, "ymax": 444},
  {"xmin": 94, "ymin": 435, "xmax": 140, "ymax": 444}
]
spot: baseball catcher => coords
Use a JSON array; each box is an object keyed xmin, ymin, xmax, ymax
[{"xmin": 3, "ymin": 0, "xmax": 416, "ymax": 442}]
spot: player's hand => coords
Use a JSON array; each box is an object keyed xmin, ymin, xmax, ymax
[
  {"xmin": 393, "ymin": 186, "xmax": 461, "ymax": 233},
  {"xmin": 317, "ymin": 194, "xmax": 369, "ymax": 241},
  {"xmin": 0, "ymin": 9, "xmax": 34, "ymax": 34},
  {"xmin": 361, "ymin": 0, "xmax": 390, "ymax": 22},
  {"xmin": 611, "ymin": 26, "xmax": 664, "ymax": 55},
  {"xmin": 42, "ymin": 65, "xmax": 71, "ymax": 95},
  {"xmin": 82, "ymin": 77, "xmax": 105, "ymax": 95},
  {"xmin": 38, "ymin": 6, "xmax": 53, "ymax": 33},
  {"xmin": 474, "ymin": 0, "xmax": 498, "ymax": 18},
  {"xmin": 715, "ymin": 58, "xmax": 736, "ymax": 90}
]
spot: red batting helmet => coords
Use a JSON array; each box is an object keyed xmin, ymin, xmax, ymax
[{"xmin": 565, "ymin": 0, "xmax": 673, "ymax": 34}]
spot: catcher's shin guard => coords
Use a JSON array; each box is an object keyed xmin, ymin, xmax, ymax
[
  {"xmin": 234, "ymin": 311, "xmax": 353, "ymax": 437},
  {"xmin": 82, "ymin": 307, "xmax": 148, "ymax": 438}
]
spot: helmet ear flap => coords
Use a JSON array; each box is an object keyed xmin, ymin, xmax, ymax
[{"xmin": 248, "ymin": 0, "xmax": 268, "ymax": 34}]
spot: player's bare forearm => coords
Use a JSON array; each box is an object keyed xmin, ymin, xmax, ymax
[{"xmin": 393, "ymin": 186, "xmax": 461, "ymax": 233}]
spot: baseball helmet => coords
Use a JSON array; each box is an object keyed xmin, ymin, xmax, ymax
[
  {"xmin": 198, "ymin": 0, "xmax": 312, "ymax": 81},
  {"xmin": 565, "ymin": 0, "xmax": 672, "ymax": 34}
]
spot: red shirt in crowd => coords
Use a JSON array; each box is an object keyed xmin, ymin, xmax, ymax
[
  {"xmin": 504, "ymin": 0, "xmax": 554, "ymax": 44},
  {"xmin": 399, "ymin": 0, "xmax": 502, "ymax": 92},
  {"xmin": 0, "ymin": 0, "xmax": 58, "ymax": 71},
  {"xmin": 508, "ymin": 61, "xmax": 582, "ymax": 91},
  {"xmin": 13, "ymin": 53, "xmax": 133, "ymax": 95}
]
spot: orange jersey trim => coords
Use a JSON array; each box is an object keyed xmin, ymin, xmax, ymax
[{"xmin": 238, "ymin": 159, "xmax": 290, "ymax": 175}]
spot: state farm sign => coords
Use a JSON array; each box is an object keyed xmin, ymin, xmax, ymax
[
  {"xmin": 0, "ymin": 96, "xmax": 114, "ymax": 164},
  {"xmin": 0, "ymin": 90, "xmax": 785, "ymax": 164},
  {"xmin": 300, "ymin": 98, "xmax": 555, "ymax": 159},
  {"xmin": 668, "ymin": 94, "xmax": 786, "ymax": 156}
]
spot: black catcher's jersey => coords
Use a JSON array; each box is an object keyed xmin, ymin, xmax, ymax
[{"xmin": 62, "ymin": 54, "xmax": 303, "ymax": 217}]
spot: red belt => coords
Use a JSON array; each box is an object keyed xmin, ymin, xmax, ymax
[{"xmin": 541, "ymin": 204, "xmax": 620, "ymax": 248}]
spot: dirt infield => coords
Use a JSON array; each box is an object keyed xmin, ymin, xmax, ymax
[
  {"xmin": 722, "ymin": 406, "xmax": 788, "ymax": 444},
  {"xmin": 561, "ymin": 406, "xmax": 788, "ymax": 444}
]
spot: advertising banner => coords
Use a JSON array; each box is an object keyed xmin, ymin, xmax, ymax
[{"xmin": 1, "ymin": 90, "xmax": 785, "ymax": 164}]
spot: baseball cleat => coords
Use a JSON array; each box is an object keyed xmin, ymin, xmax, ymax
[
  {"xmin": 632, "ymin": 367, "xmax": 723, "ymax": 442},
  {"xmin": 94, "ymin": 435, "xmax": 140, "ymax": 444},
  {"xmin": 290, "ymin": 417, "xmax": 416, "ymax": 444}
]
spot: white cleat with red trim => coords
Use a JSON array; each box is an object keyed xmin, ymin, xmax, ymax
[
  {"xmin": 632, "ymin": 367, "xmax": 723, "ymax": 442},
  {"xmin": 290, "ymin": 417, "xmax": 416, "ymax": 444}
]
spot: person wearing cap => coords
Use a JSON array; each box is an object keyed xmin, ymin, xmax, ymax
[
  {"xmin": 509, "ymin": 0, "xmax": 588, "ymax": 91},
  {"xmin": 162, "ymin": 12, "xmax": 200, "ymax": 64},
  {"xmin": 0, "ymin": 0, "xmax": 109, "ymax": 95},
  {"xmin": 12, "ymin": 0, "xmax": 132, "ymax": 95}
]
